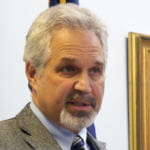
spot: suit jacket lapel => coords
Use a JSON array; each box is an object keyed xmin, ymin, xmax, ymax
[
  {"xmin": 87, "ymin": 132, "xmax": 106, "ymax": 150},
  {"xmin": 16, "ymin": 103, "xmax": 62, "ymax": 150}
]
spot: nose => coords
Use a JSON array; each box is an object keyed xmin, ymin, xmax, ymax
[{"xmin": 74, "ymin": 72, "xmax": 92, "ymax": 94}]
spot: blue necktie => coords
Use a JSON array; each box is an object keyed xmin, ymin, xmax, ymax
[{"xmin": 71, "ymin": 135, "xmax": 85, "ymax": 150}]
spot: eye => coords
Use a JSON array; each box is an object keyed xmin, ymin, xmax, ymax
[
  {"xmin": 61, "ymin": 66, "xmax": 76, "ymax": 73},
  {"xmin": 58, "ymin": 65, "xmax": 79, "ymax": 77},
  {"xmin": 89, "ymin": 67, "xmax": 103, "ymax": 75}
]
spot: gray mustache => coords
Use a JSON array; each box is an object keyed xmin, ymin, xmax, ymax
[{"xmin": 65, "ymin": 93, "xmax": 96, "ymax": 108}]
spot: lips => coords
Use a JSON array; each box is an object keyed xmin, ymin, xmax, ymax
[
  {"xmin": 66, "ymin": 100, "xmax": 92, "ymax": 111},
  {"xmin": 68, "ymin": 100, "xmax": 90, "ymax": 106},
  {"xmin": 65, "ymin": 93, "xmax": 96, "ymax": 110}
]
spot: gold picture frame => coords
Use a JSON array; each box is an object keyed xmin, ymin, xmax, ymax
[{"xmin": 128, "ymin": 32, "xmax": 150, "ymax": 150}]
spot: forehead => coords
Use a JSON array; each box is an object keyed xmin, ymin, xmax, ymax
[{"xmin": 49, "ymin": 27, "xmax": 104, "ymax": 64}]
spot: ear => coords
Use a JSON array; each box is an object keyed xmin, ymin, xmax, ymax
[{"xmin": 26, "ymin": 62, "xmax": 38, "ymax": 92}]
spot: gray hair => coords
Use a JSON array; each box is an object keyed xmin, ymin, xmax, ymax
[{"xmin": 23, "ymin": 4, "xmax": 108, "ymax": 75}]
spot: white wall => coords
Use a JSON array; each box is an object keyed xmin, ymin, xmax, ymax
[{"xmin": 0, "ymin": 0, "xmax": 150, "ymax": 150}]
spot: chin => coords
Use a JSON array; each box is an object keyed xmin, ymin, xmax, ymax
[{"xmin": 60, "ymin": 108, "xmax": 97, "ymax": 131}]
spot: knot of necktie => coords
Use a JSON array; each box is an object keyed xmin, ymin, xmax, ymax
[{"xmin": 71, "ymin": 135, "xmax": 85, "ymax": 150}]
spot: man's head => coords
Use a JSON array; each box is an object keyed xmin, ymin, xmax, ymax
[{"xmin": 24, "ymin": 4, "xmax": 107, "ymax": 133}]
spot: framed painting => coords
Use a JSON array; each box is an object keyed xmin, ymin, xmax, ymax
[{"xmin": 128, "ymin": 32, "xmax": 150, "ymax": 150}]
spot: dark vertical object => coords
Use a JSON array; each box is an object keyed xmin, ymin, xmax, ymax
[
  {"xmin": 49, "ymin": 0, "xmax": 59, "ymax": 7},
  {"xmin": 49, "ymin": 0, "xmax": 79, "ymax": 7},
  {"xmin": 66, "ymin": 0, "xmax": 79, "ymax": 5}
]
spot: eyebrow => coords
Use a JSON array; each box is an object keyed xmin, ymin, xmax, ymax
[
  {"xmin": 60, "ymin": 58, "xmax": 76, "ymax": 63},
  {"xmin": 60, "ymin": 58, "xmax": 104, "ymax": 66},
  {"xmin": 95, "ymin": 61, "xmax": 104, "ymax": 67}
]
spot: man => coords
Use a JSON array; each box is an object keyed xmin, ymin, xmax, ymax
[{"xmin": 0, "ymin": 3, "xmax": 107, "ymax": 150}]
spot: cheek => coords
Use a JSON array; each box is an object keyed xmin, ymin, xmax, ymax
[
  {"xmin": 49, "ymin": 80, "xmax": 74, "ymax": 111},
  {"xmin": 56, "ymin": 80, "xmax": 74, "ymax": 97},
  {"xmin": 44, "ymin": 75, "xmax": 74, "ymax": 101},
  {"xmin": 92, "ymin": 80, "xmax": 105, "ymax": 110}
]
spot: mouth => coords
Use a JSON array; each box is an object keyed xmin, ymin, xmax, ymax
[
  {"xmin": 66, "ymin": 100, "xmax": 92, "ymax": 111},
  {"xmin": 68, "ymin": 101, "xmax": 90, "ymax": 106}
]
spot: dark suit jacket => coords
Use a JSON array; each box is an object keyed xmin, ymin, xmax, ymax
[{"xmin": 0, "ymin": 103, "xmax": 106, "ymax": 150}]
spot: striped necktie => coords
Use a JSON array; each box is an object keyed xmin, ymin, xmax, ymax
[{"xmin": 71, "ymin": 135, "xmax": 86, "ymax": 150}]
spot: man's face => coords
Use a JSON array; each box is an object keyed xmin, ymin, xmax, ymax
[{"xmin": 31, "ymin": 27, "xmax": 105, "ymax": 132}]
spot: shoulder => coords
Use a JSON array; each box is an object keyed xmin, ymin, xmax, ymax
[
  {"xmin": 0, "ymin": 118, "xmax": 19, "ymax": 148},
  {"xmin": 0, "ymin": 118, "xmax": 20, "ymax": 139},
  {"xmin": 0, "ymin": 117, "xmax": 32, "ymax": 150},
  {"xmin": 0, "ymin": 118, "xmax": 17, "ymax": 135}
]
